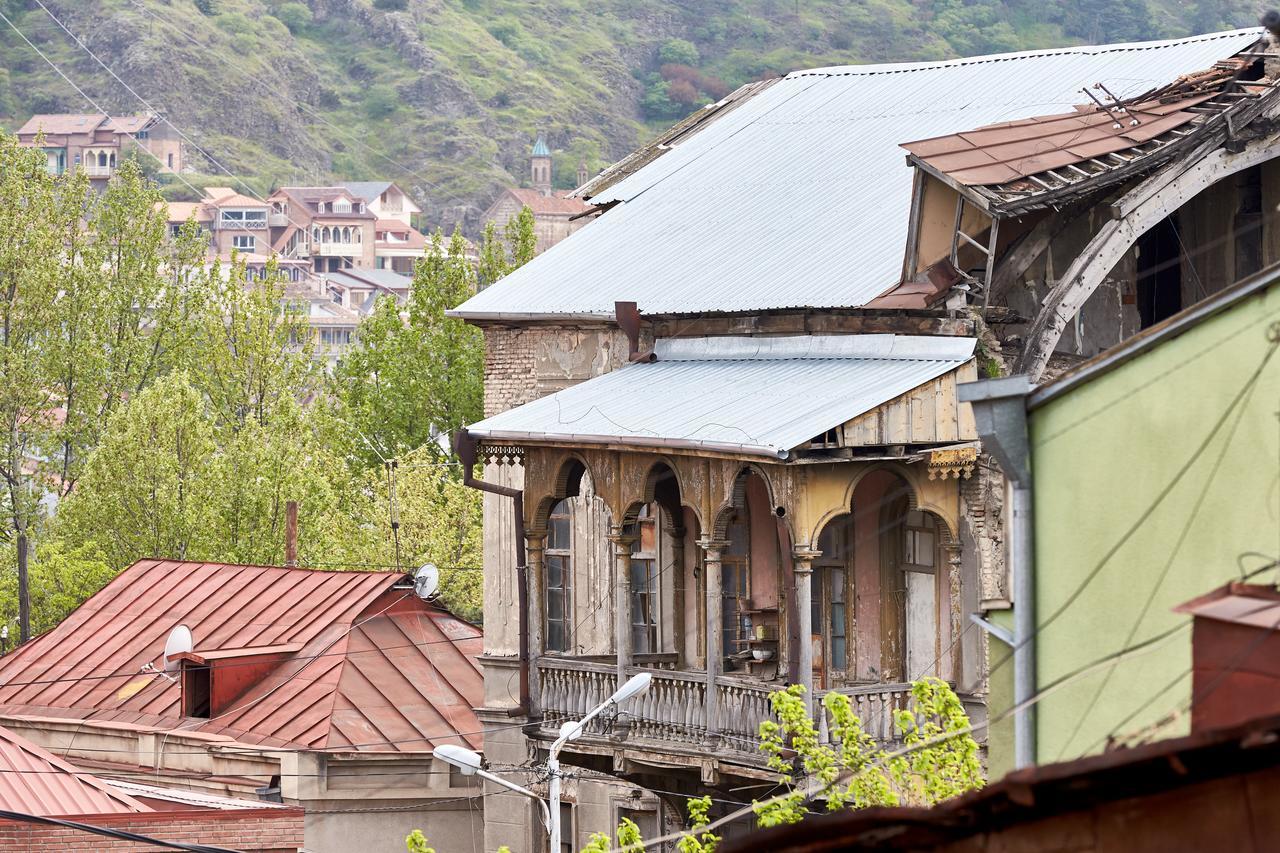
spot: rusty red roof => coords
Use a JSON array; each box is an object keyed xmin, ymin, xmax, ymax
[
  {"xmin": 1173, "ymin": 581, "xmax": 1280, "ymax": 629},
  {"xmin": 0, "ymin": 560, "xmax": 482, "ymax": 754},
  {"xmin": 15, "ymin": 114, "xmax": 110, "ymax": 136},
  {"xmin": 502, "ymin": 187, "xmax": 592, "ymax": 217},
  {"xmin": 0, "ymin": 723, "xmax": 148, "ymax": 816},
  {"xmin": 901, "ymin": 93, "xmax": 1213, "ymax": 187}
]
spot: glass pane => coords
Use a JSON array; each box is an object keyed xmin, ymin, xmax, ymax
[
  {"xmin": 547, "ymin": 621, "xmax": 565, "ymax": 652},
  {"xmin": 917, "ymin": 530, "xmax": 935, "ymax": 566},
  {"xmin": 728, "ymin": 518, "xmax": 749, "ymax": 556},
  {"xmin": 631, "ymin": 560, "xmax": 647, "ymax": 588},
  {"xmin": 550, "ymin": 512, "xmax": 570, "ymax": 548},
  {"xmin": 905, "ymin": 570, "xmax": 938, "ymax": 678},
  {"xmin": 831, "ymin": 569, "xmax": 845, "ymax": 604},
  {"xmin": 830, "ymin": 603, "xmax": 845, "ymax": 638},
  {"xmin": 548, "ymin": 589, "xmax": 564, "ymax": 621},
  {"xmin": 907, "ymin": 510, "xmax": 924, "ymax": 526},
  {"xmin": 810, "ymin": 577, "xmax": 822, "ymax": 629},
  {"xmin": 547, "ymin": 555, "xmax": 563, "ymax": 589},
  {"xmin": 832, "ymin": 636, "xmax": 846, "ymax": 667}
]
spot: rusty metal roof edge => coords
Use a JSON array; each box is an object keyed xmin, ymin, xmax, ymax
[
  {"xmin": 721, "ymin": 708, "xmax": 1280, "ymax": 852},
  {"xmin": 469, "ymin": 428, "xmax": 790, "ymax": 460}
]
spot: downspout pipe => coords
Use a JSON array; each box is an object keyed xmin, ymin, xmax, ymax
[
  {"xmin": 956, "ymin": 375, "xmax": 1035, "ymax": 768},
  {"xmin": 454, "ymin": 429, "xmax": 530, "ymax": 716}
]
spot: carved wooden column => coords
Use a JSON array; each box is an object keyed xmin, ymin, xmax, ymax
[
  {"xmin": 700, "ymin": 537, "xmax": 729, "ymax": 744},
  {"xmin": 670, "ymin": 526, "xmax": 686, "ymax": 668},
  {"xmin": 944, "ymin": 541, "xmax": 964, "ymax": 682},
  {"xmin": 525, "ymin": 529, "xmax": 547, "ymax": 713},
  {"xmin": 608, "ymin": 527, "xmax": 637, "ymax": 689},
  {"xmin": 792, "ymin": 547, "xmax": 823, "ymax": 713}
]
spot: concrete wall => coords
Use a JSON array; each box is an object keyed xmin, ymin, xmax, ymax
[
  {"xmin": 1020, "ymin": 274, "xmax": 1280, "ymax": 766},
  {"xmin": 305, "ymin": 799, "xmax": 483, "ymax": 853}
]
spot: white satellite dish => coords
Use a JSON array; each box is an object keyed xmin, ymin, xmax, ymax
[
  {"xmin": 413, "ymin": 563, "xmax": 440, "ymax": 600},
  {"xmin": 163, "ymin": 625, "xmax": 193, "ymax": 674}
]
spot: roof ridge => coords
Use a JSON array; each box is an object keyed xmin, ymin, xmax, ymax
[{"xmin": 790, "ymin": 27, "xmax": 1260, "ymax": 79}]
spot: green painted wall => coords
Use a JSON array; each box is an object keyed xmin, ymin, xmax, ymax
[
  {"xmin": 984, "ymin": 609, "xmax": 1015, "ymax": 782},
  {"xmin": 1024, "ymin": 278, "xmax": 1280, "ymax": 765}
]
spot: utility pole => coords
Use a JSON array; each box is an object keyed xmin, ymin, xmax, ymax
[
  {"xmin": 285, "ymin": 500, "xmax": 299, "ymax": 567},
  {"xmin": 16, "ymin": 529, "xmax": 29, "ymax": 644}
]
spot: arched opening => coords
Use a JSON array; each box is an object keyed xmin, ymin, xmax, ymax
[
  {"xmin": 819, "ymin": 468, "xmax": 954, "ymax": 685},
  {"xmin": 716, "ymin": 468, "xmax": 783, "ymax": 676},
  {"xmin": 97, "ymin": 150, "xmax": 107, "ymax": 167},
  {"xmin": 623, "ymin": 462, "xmax": 699, "ymax": 667}
]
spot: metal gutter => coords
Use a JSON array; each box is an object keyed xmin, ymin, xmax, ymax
[
  {"xmin": 468, "ymin": 428, "xmax": 791, "ymax": 461},
  {"xmin": 957, "ymin": 375, "xmax": 1036, "ymax": 768},
  {"xmin": 1028, "ymin": 259, "xmax": 1280, "ymax": 410},
  {"xmin": 445, "ymin": 309, "xmax": 615, "ymax": 323}
]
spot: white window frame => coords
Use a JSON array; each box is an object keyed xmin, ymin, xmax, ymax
[{"xmin": 231, "ymin": 234, "xmax": 256, "ymax": 252}]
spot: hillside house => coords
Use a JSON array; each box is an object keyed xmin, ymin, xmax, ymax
[
  {"xmin": 267, "ymin": 185, "xmax": 377, "ymax": 272},
  {"xmin": 451, "ymin": 25, "xmax": 1280, "ymax": 851},
  {"xmin": 0, "ymin": 560, "xmax": 486, "ymax": 853},
  {"xmin": 481, "ymin": 136, "xmax": 595, "ymax": 254},
  {"xmin": 16, "ymin": 113, "xmax": 183, "ymax": 178}
]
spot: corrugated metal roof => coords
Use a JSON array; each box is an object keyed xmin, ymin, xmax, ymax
[
  {"xmin": 466, "ymin": 334, "xmax": 975, "ymax": 458},
  {"xmin": 453, "ymin": 29, "xmax": 1261, "ymax": 321},
  {"xmin": 0, "ymin": 724, "xmax": 149, "ymax": 816},
  {"xmin": 0, "ymin": 561, "xmax": 483, "ymax": 754}
]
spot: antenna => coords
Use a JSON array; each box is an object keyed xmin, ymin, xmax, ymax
[
  {"xmin": 414, "ymin": 563, "xmax": 440, "ymax": 600},
  {"xmin": 162, "ymin": 624, "xmax": 193, "ymax": 680}
]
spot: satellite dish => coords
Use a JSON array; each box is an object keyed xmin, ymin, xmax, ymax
[
  {"xmin": 413, "ymin": 564, "xmax": 440, "ymax": 600},
  {"xmin": 163, "ymin": 625, "xmax": 193, "ymax": 674}
]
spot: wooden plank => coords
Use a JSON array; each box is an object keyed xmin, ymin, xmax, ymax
[
  {"xmin": 883, "ymin": 396, "xmax": 909, "ymax": 444},
  {"xmin": 935, "ymin": 371, "xmax": 958, "ymax": 442}
]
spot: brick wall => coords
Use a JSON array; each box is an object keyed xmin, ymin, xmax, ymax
[
  {"xmin": 482, "ymin": 324, "xmax": 635, "ymax": 417},
  {"xmin": 0, "ymin": 808, "xmax": 305, "ymax": 852}
]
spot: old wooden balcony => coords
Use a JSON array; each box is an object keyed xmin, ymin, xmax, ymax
[{"xmin": 534, "ymin": 657, "xmax": 913, "ymax": 781}]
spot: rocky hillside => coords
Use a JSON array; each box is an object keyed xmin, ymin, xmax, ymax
[{"xmin": 0, "ymin": 0, "xmax": 1256, "ymax": 233}]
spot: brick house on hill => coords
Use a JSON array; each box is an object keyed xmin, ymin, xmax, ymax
[
  {"xmin": 16, "ymin": 113, "xmax": 183, "ymax": 179},
  {"xmin": 481, "ymin": 136, "xmax": 595, "ymax": 254}
]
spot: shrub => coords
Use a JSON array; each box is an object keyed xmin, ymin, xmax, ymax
[
  {"xmin": 658, "ymin": 37, "xmax": 699, "ymax": 67},
  {"xmin": 364, "ymin": 84, "xmax": 399, "ymax": 119},
  {"xmin": 274, "ymin": 2, "xmax": 312, "ymax": 33}
]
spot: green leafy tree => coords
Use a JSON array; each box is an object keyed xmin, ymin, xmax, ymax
[
  {"xmin": 504, "ymin": 206, "xmax": 537, "ymax": 269},
  {"xmin": 659, "ymin": 38, "xmax": 700, "ymax": 66},
  {"xmin": 677, "ymin": 797, "xmax": 721, "ymax": 853}
]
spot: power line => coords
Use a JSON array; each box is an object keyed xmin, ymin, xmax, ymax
[
  {"xmin": 0, "ymin": 807, "xmax": 242, "ymax": 853},
  {"xmin": 1052, "ymin": 351, "xmax": 1265, "ymax": 759}
]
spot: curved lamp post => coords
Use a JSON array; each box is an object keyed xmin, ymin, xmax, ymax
[
  {"xmin": 435, "ymin": 743, "xmax": 551, "ymax": 836},
  {"xmin": 548, "ymin": 672, "xmax": 652, "ymax": 853}
]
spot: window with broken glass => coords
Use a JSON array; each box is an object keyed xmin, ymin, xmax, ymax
[{"xmin": 630, "ymin": 505, "xmax": 659, "ymax": 654}]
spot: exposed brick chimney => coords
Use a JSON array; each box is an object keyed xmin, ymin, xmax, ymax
[{"xmin": 1174, "ymin": 582, "xmax": 1280, "ymax": 732}]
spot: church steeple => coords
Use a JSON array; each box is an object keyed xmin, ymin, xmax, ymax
[
  {"xmin": 531, "ymin": 135, "xmax": 552, "ymax": 196},
  {"xmin": 576, "ymin": 160, "xmax": 588, "ymax": 188}
]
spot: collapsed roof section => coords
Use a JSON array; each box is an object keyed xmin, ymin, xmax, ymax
[
  {"xmin": 902, "ymin": 57, "xmax": 1280, "ymax": 215},
  {"xmin": 452, "ymin": 29, "xmax": 1264, "ymax": 321}
]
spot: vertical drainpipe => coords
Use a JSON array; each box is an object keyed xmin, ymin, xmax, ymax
[
  {"xmin": 455, "ymin": 429, "xmax": 530, "ymax": 715},
  {"xmin": 956, "ymin": 375, "xmax": 1035, "ymax": 768}
]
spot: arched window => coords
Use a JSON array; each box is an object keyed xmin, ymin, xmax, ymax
[
  {"xmin": 97, "ymin": 151, "xmax": 107, "ymax": 167},
  {"xmin": 312, "ymin": 226, "xmax": 320, "ymax": 242},
  {"xmin": 629, "ymin": 504, "xmax": 660, "ymax": 654},
  {"xmin": 545, "ymin": 499, "xmax": 572, "ymax": 653},
  {"xmin": 722, "ymin": 509, "xmax": 750, "ymax": 665},
  {"xmin": 109, "ymin": 152, "xmax": 116, "ymax": 167}
]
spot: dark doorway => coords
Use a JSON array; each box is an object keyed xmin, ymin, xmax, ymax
[{"xmin": 1135, "ymin": 215, "xmax": 1182, "ymax": 328}]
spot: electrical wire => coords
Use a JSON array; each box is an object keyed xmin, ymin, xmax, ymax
[
  {"xmin": 0, "ymin": 807, "xmax": 242, "ymax": 853},
  {"xmin": 1052, "ymin": 349, "xmax": 1264, "ymax": 759}
]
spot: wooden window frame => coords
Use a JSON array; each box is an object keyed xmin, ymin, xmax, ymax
[{"xmin": 545, "ymin": 499, "xmax": 573, "ymax": 653}]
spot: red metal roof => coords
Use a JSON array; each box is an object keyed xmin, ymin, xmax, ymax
[
  {"xmin": 503, "ymin": 187, "xmax": 592, "ymax": 216},
  {"xmin": 0, "ymin": 560, "xmax": 482, "ymax": 753},
  {"xmin": 901, "ymin": 94, "xmax": 1213, "ymax": 187},
  {"xmin": 0, "ymin": 723, "xmax": 148, "ymax": 816},
  {"xmin": 1173, "ymin": 581, "xmax": 1280, "ymax": 629}
]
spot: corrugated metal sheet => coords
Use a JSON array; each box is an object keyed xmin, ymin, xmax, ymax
[
  {"xmin": 453, "ymin": 29, "xmax": 1260, "ymax": 320},
  {"xmin": 0, "ymin": 561, "xmax": 483, "ymax": 754},
  {"xmin": 0, "ymin": 724, "xmax": 148, "ymax": 816},
  {"xmin": 467, "ymin": 334, "xmax": 976, "ymax": 458}
]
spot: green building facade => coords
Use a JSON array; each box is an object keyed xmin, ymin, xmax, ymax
[{"xmin": 974, "ymin": 267, "xmax": 1280, "ymax": 780}]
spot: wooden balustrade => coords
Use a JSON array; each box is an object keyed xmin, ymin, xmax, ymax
[
  {"xmin": 535, "ymin": 657, "xmax": 914, "ymax": 762},
  {"xmin": 816, "ymin": 683, "xmax": 914, "ymax": 745}
]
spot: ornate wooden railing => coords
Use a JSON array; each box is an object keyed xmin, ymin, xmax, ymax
[{"xmin": 535, "ymin": 657, "xmax": 915, "ymax": 761}]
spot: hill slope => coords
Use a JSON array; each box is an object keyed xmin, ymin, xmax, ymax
[{"xmin": 0, "ymin": 0, "xmax": 1257, "ymax": 232}]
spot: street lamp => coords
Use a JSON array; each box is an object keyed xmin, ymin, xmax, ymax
[
  {"xmin": 549, "ymin": 672, "xmax": 652, "ymax": 853},
  {"xmin": 435, "ymin": 744, "xmax": 551, "ymax": 836}
]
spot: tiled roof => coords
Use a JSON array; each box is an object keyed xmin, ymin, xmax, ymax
[
  {"xmin": 160, "ymin": 201, "xmax": 212, "ymax": 223},
  {"xmin": 0, "ymin": 724, "xmax": 148, "ymax": 816},
  {"xmin": 16, "ymin": 114, "xmax": 109, "ymax": 136},
  {"xmin": 453, "ymin": 29, "xmax": 1262, "ymax": 320},
  {"xmin": 499, "ymin": 187, "xmax": 592, "ymax": 217},
  {"xmin": 0, "ymin": 560, "xmax": 483, "ymax": 754}
]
